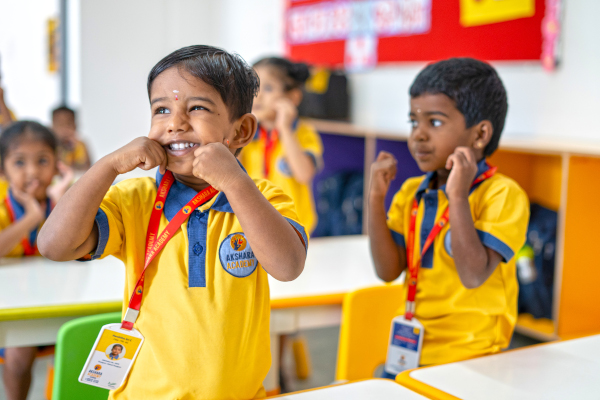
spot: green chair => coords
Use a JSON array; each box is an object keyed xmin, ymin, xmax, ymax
[{"xmin": 52, "ymin": 312, "xmax": 121, "ymax": 400}]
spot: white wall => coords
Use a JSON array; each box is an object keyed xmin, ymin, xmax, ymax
[
  {"xmin": 0, "ymin": 0, "xmax": 60, "ymax": 125},
  {"xmin": 78, "ymin": 0, "xmax": 600, "ymax": 164}
]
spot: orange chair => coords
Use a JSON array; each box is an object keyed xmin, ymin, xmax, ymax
[{"xmin": 335, "ymin": 283, "xmax": 404, "ymax": 381}]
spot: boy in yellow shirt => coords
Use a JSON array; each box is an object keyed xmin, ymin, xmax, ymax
[
  {"xmin": 369, "ymin": 58, "xmax": 529, "ymax": 375},
  {"xmin": 52, "ymin": 106, "xmax": 91, "ymax": 171},
  {"xmin": 39, "ymin": 45, "xmax": 307, "ymax": 399}
]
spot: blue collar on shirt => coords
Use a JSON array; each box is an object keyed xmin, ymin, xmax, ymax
[
  {"xmin": 253, "ymin": 119, "xmax": 300, "ymax": 140},
  {"xmin": 7, "ymin": 190, "xmax": 52, "ymax": 245},
  {"xmin": 154, "ymin": 162, "xmax": 249, "ymax": 220},
  {"xmin": 415, "ymin": 158, "xmax": 490, "ymax": 202}
]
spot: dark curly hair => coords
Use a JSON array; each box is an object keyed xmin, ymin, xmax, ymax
[
  {"xmin": 410, "ymin": 58, "xmax": 508, "ymax": 156},
  {"xmin": 147, "ymin": 45, "xmax": 259, "ymax": 121},
  {"xmin": 253, "ymin": 57, "xmax": 310, "ymax": 91}
]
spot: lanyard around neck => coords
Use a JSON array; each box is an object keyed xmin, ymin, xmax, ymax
[
  {"xmin": 121, "ymin": 171, "xmax": 219, "ymax": 330},
  {"xmin": 404, "ymin": 165, "xmax": 497, "ymax": 320},
  {"xmin": 259, "ymin": 126, "xmax": 278, "ymax": 177}
]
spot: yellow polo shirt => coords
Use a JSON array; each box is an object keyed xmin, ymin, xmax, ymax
[
  {"xmin": 386, "ymin": 159, "xmax": 529, "ymax": 365},
  {"xmin": 57, "ymin": 139, "xmax": 90, "ymax": 171},
  {"xmin": 239, "ymin": 119, "xmax": 323, "ymax": 234},
  {"xmin": 90, "ymin": 171, "xmax": 307, "ymax": 400}
]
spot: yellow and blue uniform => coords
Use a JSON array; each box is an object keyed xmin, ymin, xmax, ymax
[
  {"xmin": 386, "ymin": 159, "xmax": 529, "ymax": 365},
  {"xmin": 58, "ymin": 139, "xmax": 90, "ymax": 170},
  {"xmin": 0, "ymin": 190, "xmax": 51, "ymax": 257},
  {"xmin": 0, "ymin": 109, "xmax": 17, "ymax": 200},
  {"xmin": 239, "ymin": 119, "xmax": 323, "ymax": 233},
  {"xmin": 88, "ymin": 167, "xmax": 308, "ymax": 400}
]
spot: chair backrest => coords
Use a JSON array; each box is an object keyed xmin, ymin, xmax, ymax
[
  {"xmin": 335, "ymin": 283, "xmax": 404, "ymax": 381},
  {"xmin": 52, "ymin": 312, "xmax": 122, "ymax": 400}
]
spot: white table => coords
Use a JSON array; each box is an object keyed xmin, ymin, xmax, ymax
[
  {"xmin": 270, "ymin": 379, "xmax": 427, "ymax": 399},
  {"xmin": 397, "ymin": 335, "xmax": 600, "ymax": 400},
  {"xmin": 0, "ymin": 236, "xmax": 386, "ymax": 393}
]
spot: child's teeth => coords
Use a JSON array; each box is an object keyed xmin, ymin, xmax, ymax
[{"xmin": 170, "ymin": 143, "xmax": 195, "ymax": 150}]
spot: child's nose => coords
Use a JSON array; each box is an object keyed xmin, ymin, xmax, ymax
[{"xmin": 167, "ymin": 111, "xmax": 190, "ymax": 133}]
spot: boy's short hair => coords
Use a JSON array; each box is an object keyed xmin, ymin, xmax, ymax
[
  {"xmin": 147, "ymin": 45, "xmax": 259, "ymax": 122},
  {"xmin": 112, "ymin": 344, "xmax": 123, "ymax": 351},
  {"xmin": 0, "ymin": 121, "xmax": 57, "ymax": 167},
  {"xmin": 409, "ymin": 58, "xmax": 508, "ymax": 156},
  {"xmin": 52, "ymin": 105, "xmax": 76, "ymax": 119}
]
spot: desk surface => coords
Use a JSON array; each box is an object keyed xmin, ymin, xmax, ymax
[
  {"xmin": 400, "ymin": 335, "xmax": 600, "ymax": 400},
  {"xmin": 272, "ymin": 379, "xmax": 426, "ymax": 399},
  {"xmin": 0, "ymin": 235, "xmax": 383, "ymax": 320}
]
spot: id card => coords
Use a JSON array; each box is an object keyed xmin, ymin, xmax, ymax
[
  {"xmin": 79, "ymin": 323, "xmax": 144, "ymax": 390},
  {"xmin": 384, "ymin": 315, "xmax": 424, "ymax": 375}
]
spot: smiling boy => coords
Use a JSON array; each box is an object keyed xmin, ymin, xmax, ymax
[
  {"xmin": 369, "ymin": 58, "xmax": 529, "ymax": 370},
  {"xmin": 38, "ymin": 45, "xmax": 307, "ymax": 399}
]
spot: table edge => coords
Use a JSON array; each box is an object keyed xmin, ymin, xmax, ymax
[
  {"xmin": 0, "ymin": 301, "xmax": 123, "ymax": 322},
  {"xmin": 396, "ymin": 368, "xmax": 461, "ymax": 400}
]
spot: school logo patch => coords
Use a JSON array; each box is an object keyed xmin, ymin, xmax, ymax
[
  {"xmin": 182, "ymin": 205, "xmax": 192, "ymax": 214},
  {"xmin": 94, "ymin": 365, "xmax": 102, "ymax": 371},
  {"xmin": 444, "ymin": 230, "xmax": 453, "ymax": 257},
  {"xmin": 155, "ymin": 201, "xmax": 164, "ymax": 210},
  {"xmin": 219, "ymin": 233, "xmax": 258, "ymax": 278},
  {"xmin": 277, "ymin": 157, "xmax": 293, "ymax": 177}
]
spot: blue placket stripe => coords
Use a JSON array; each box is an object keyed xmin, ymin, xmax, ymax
[
  {"xmin": 420, "ymin": 191, "xmax": 438, "ymax": 269},
  {"xmin": 187, "ymin": 209, "xmax": 208, "ymax": 288}
]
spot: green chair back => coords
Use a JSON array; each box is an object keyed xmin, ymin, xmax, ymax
[{"xmin": 52, "ymin": 312, "xmax": 121, "ymax": 400}]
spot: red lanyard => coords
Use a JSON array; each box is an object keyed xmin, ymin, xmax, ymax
[
  {"xmin": 259, "ymin": 126, "xmax": 278, "ymax": 177},
  {"xmin": 404, "ymin": 165, "xmax": 497, "ymax": 320},
  {"xmin": 4, "ymin": 197, "xmax": 50, "ymax": 256},
  {"xmin": 121, "ymin": 171, "xmax": 219, "ymax": 330}
]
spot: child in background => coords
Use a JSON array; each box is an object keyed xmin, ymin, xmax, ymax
[
  {"xmin": 240, "ymin": 57, "xmax": 323, "ymax": 234},
  {"xmin": 0, "ymin": 80, "xmax": 16, "ymax": 198},
  {"xmin": 38, "ymin": 45, "xmax": 307, "ymax": 399},
  {"xmin": 52, "ymin": 106, "xmax": 91, "ymax": 171},
  {"xmin": 369, "ymin": 58, "xmax": 529, "ymax": 375},
  {"xmin": 0, "ymin": 121, "xmax": 71, "ymax": 400}
]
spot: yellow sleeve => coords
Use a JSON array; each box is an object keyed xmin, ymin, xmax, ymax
[
  {"xmin": 473, "ymin": 177, "xmax": 530, "ymax": 262},
  {"xmin": 386, "ymin": 182, "xmax": 413, "ymax": 248},
  {"xmin": 295, "ymin": 121, "xmax": 324, "ymax": 170},
  {"xmin": 0, "ymin": 203, "xmax": 11, "ymax": 231},
  {"xmin": 255, "ymin": 179, "xmax": 308, "ymax": 250},
  {"xmin": 87, "ymin": 183, "xmax": 126, "ymax": 261}
]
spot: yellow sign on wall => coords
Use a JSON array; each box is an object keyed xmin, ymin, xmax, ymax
[
  {"xmin": 47, "ymin": 18, "xmax": 59, "ymax": 73},
  {"xmin": 460, "ymin": 0, "xmax": 535, "ymax": 27}
]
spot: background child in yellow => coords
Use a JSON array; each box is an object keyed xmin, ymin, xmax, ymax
[
  {"xmin": 0, "ymin": 121, "xmax": 71, "ymax": 400},
  {"xmin": 38, "ymin": 45, "xmax": 307, "ymax": 399},
  {"xmin": 240, "ymin": 57, "xmax": 323, "ymax": 234},
  {"xmin": 369, "ymin": 58, "xmax": 529, "ymax": 376},
  {"xmin": 52, "ymin": 105, "xmax": 91, "ymax": 172}
]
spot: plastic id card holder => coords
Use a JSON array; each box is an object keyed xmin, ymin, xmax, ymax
[
  {"xmin": 384, "ymin": 315, "xmax": 424, "ymax": 375},
  {"xmin": 79, "ymin": 323, "xmax": 144, "ymax": 390}
]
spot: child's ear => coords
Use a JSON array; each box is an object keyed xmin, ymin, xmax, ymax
[
  {"xmin": 288, "ymin": 88, "xmax": 303, "ymax": 107},
  {"xmin": 231, "ymin": 113, "xmax": 258, "ymax": 150},
  {"xmin": 472, "ymin": 120, "xmax": 494, "ymax": 151}
]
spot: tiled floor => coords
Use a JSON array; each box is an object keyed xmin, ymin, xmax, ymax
[{"xmin": 0, "ymin": 330, "xmax": 540, "ymax": 399}]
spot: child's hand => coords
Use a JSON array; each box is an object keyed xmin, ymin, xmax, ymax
[
  {"xmin": 109, "ymin": 137, "xmax": 167, "ymax": 175},
  {"xmin": 445, "ymin": 147, "xmax": 478, "ymax": 200},
  {"xmin": 192, "ymin": 142, "xmax": 245, "ymax": 192},
  {"xmin": 274, "ymin": 98, "xmax": 298, "ymax": 133},
  {"xmin": 12, "ymin": 182, "xmax": 44, "ymax": 224},
  {"xmin": 370, "ymin": 151, "xmax": 397, "ymax": 200},
  {"xmin": 47, "ymin": 162, "xmax": 75, "ymax": 203}
]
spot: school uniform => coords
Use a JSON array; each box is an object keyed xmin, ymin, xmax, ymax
[
  {"xmin": 387, "ymin": 159, "xmax": 529, "ymax": 365},
  {"xmin": 239, "ymin": 119, "xmax": 323, "ymax": 233},
  {"xmin": 0, "ymin": 190, "xmax": 51, "ymax": 256},
  {"xmin": 89, "ymin": 169, "xmax": 307, "ymax": 400},
  {"xmin": 57, "ymin": 139, "xmax": 90, "ymax": 170}
]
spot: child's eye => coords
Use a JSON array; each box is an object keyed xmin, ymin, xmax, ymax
[
  {"xmin": 409, "ymin": 119, "xmax": 418, "ymax": 129},
  {"xmin": 190, "ymin": 105, "xmax": 208, "ymax": 112},
  {"xmin": 38, "ymin": 158, "xmax": 49, "ymax": 165},
  {"xmin": 15, "ymin": 160, "xmax": 25, "ymax": 167},
  {"xmin": 262, "ymin": 84, "xmax": 273, "ymax": 93},
  {"xmin": 431, "ymin": 119, "xmax": 442, "ymax": 127},
  {"xmin": 155, "ymin": 107, "xmax": 170, "ymax": 115}
]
